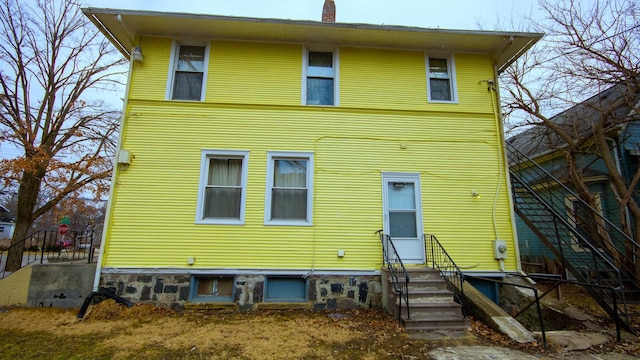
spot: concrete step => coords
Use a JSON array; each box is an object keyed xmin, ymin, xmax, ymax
[
  {"xmin": 403, "ymin": 315, "xmax": 470, "ymax": 332},
  {"xmin": 404, "ymin": 268, "xmax": 444, "ymax": 281},
  {"xmin": 402, "ymin": 289, "xmax": 455, "ymax": 302},
  {"xmin": 407, "ymin": 279, "xmax": 449, "ymax": 291},
  {"xmin": 394, "ymin": 300, "xmax": 463, "ymax": 318}
]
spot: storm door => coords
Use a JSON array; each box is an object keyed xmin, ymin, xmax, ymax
[{"xmin": 382, "ymin": 173, "xmax": 425, "ymax": 264}]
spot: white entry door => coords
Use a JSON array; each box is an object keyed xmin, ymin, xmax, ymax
[{"xmin": 382, "ymin": 173, "xmax": 425, "ymax": 264}]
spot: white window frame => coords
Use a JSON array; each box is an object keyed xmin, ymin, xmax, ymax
[
  {"xmin": 301, "ymin": 48, "xmax": 339, "ymax": 106},
  {"xmin": 264, "ymin": 151, "xmax": 314, "ymax": 226},
  {"xmin": 166, "ymin": 40, "xmax": 210, "ymax": 101},
  {"xmin": 565, "ymin": 193, "xmax": 602, "ymax": 252},
  {"xmin": 425, "ymin": 54, "xmax": 458, "ymax": 103},
  {"xmin": 195, "ymin": 150, "xmax": 249, "ymax": 225}
]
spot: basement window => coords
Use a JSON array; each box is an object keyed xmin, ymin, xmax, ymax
[
  {"xmin": 265, "ymin": 277, "xmax": 307, "ymax": 302},
  {"xmin": 191, "ymin": 276, "xmax": 235, "ymax": 302}
]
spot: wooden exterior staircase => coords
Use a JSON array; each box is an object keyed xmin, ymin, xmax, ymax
[{"xmin": 385, "ymin": 267, "xmax": 469, "ymax": 332}]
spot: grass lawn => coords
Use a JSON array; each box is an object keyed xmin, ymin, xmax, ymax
[{"xmin": 0, "ymin": 299, "xmax": 637, "ymax": 359}]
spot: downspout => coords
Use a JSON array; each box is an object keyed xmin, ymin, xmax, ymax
[{"xmin": 91, "ymin": 41, "xmax": 137, "ymax": 292}]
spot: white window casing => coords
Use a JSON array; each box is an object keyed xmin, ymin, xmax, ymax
[
  {"xmin": 425, "ymin": 54, "xmax": 458, "ymax": 103},
  {"xmin": 265, "ymin": 151, "xmax": 314, "ymax": 226},
  {"xmin": 302, "ymin": 48, "xmax": 339, "ymax": 106},
  {"xmin": 564, "ymin": 193, "xmax": 603, "ymax": 252},
  {"xmin": 166, "ymin": 40, "xmax": 210, "ymax": 101},
  {"xmin": 195, "ymin": 150, "xmax": 249, "ymax": 225}
]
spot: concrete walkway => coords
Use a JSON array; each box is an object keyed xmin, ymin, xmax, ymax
[
  {"xmin": 429, "ymin": 345, "xmax": 634, "ymax": 360},
  {"xmin": 428, "ymin": 330, "xmax": 636, "ymax": 360}
]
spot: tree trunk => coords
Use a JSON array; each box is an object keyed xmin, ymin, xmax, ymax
[
  {"xmin": 5, "ymin": 169, "xmax": 43, "ymax": 272},
  {"xmin": 594, "ymin": 129, "xmax": 640, "ymax": 282},
  {"xmin": 4, "ymin": 219, "xmax": 31, "ymax": 272}
]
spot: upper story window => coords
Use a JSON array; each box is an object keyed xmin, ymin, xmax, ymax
[
  {"xmin": 265, "ymin": 152, "xmax": 314, "ymax": 226},
  {"xmin": 196, "ymin": 150, "xmax": 249, "ymax": 225},
  {"xmin": 303, "ymin": 49, "xmax": 338, "ymax": 106},
  {"xmin": 168, "ymin": 42, "xmax": 209, "ymax": 101},
  {"xmin": 427, "ymin": 55, "xmax": 457, "ymax": 102}
]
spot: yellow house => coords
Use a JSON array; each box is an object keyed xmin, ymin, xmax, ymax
[{"xmin": 83, "ymin": 7, "xmax": 541, "ymax": 318}]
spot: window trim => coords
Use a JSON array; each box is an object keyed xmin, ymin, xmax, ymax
[
  {"xmin": 264, "ymin": 151, "xmax": 314, "ymax": 226},
  {"xmin": 425, "ymin": 54, "xmax": 458, "ymax": 103},
  {"xmin": 301, "ymin": 47, "xmax": 339, "ymax": 106},
  {"xmin": 564, "ymin": 193, "xmax": 602, "ymax": 252},
  {"xmin": 190, "ymin": 275, "xmax": 236, "ymax": 303},
  {"xmin": 166, "ymin": 40, "xmax": 210, "ymax": 101},
  {"xmin": 195, "ymin": 149, "xmax": 249, "ymax": 225},
  {"xmin": 264, "ymin": 276, "xmax": 308, "ymax": 302}
]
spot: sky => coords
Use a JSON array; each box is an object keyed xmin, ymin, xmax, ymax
[
  {"xmin": 82, "ymin": 0, "xmax": 543, "ymax": 31},
  {"xmin": 1, "ymin": 0, "xmax": 544, "ymax": 160}
]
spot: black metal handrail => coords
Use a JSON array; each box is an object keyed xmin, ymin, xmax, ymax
[
  {"xmin": 0, "ymin": 228, "xmax": 98, "ymax": 279},
  {"xmin": 524, "ymin": 275, "xmax": 623, "ymax": 342},
  {"xmin": 463, "ymin": 274, "xmax": 548, "ymax": 347},
  {"xmin": 507, "ymin": 141, "xmax": 640, "ymax": 286},
  {"xmin": 377, "ymin": 230, "xmax": 410, "ymax": 322},
  {"xmin": 425, "ymin": 234, "xmax": 465, "ymax": 313},
  {"xmin": 509, "ymin": 164, "xmax": 632, "ymax": 330}
]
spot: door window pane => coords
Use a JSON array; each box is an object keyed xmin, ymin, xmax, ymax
[
  {"xmin": 389, "ymin": 211, "xmax": 417, "ymax": 237},
  {"xmin": 388, "ymin": 182, "xmax": 415, "ymax": 209}
]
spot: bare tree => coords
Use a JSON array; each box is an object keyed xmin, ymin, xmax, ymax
[
  {"xmin": 0, "ymin": 0, "xmax": 125, "ymax": 271},
  {"xmin": 502, "ymin": 0, "xmax": 640, "ymax": 277}
]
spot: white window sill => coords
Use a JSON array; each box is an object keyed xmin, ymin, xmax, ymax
[
  {"xmin": 195, "ymin": 219, "xmax": 244, "ymax": 225},
  {"xmin": 428, "ymin": 99, "xmax": 459, "ymax": 104},
  {"xmin": 264, "ymin": 220, "xmax": 313, "ymax": 227}
]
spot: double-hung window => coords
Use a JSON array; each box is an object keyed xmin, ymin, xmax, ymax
[
  {"xmin": 196, "ymin": 150, "xmax": 249, "ymax": 225},
  {"xmin": 303, "ymin": 50, "xmax": 338, "ymax": 106},
  {"xmin": 427, "ymin": 56, "xmax": 456, "ymax": 102},
  {"xmin": 265, "ymin": 152, "xmax": 314, "ymax": 225},
  {"xmin": 169, "ymin": 42, "xmax": 209, "ymax": 101},
  {"xmin": 565, "ymin": 194, "xmax": 602, "ymax": 252}
]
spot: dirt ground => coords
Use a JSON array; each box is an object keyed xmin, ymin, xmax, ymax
[{"xmin": 0, "ymin": 284, "xmax": 638, "ymax": 360}]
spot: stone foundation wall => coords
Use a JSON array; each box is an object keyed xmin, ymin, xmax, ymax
[{"xmin": 100, "ymin": 272, "xmax": 382, "ymax": 311}]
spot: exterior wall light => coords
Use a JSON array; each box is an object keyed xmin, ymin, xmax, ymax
[
  {"xmin": 131, "ymin": 46, "xmax": 143, "ymax": 62},
  {"xmin": 471, "ymin": 190, "xmax": 481, "ymax": 199}
]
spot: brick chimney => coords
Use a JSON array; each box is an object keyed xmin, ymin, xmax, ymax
[{"xmin": 322, "ymin": 0, "xmax": 335, "ymax": 22}]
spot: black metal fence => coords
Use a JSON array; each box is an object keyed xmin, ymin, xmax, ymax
[{"xmin": 0, "ymin": 228, "xmax": 99, "ymax": 279}]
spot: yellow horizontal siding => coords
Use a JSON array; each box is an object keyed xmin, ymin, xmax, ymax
[
  {"xmin": 129, "ymin": 36, "xmax": 173, "ymax": 101},
  {"xmin": 207, "ymin": 41, "xmax": 301, "ymax": 105},
  {"xmin": 129, "ymin": 37, "xmax": 497, "ymax": 115},
  {"xmin": 340, "ymin": 48, "xmax": 427, "ymax": 110},
  {"xmin": 106, "ymin": 101, "xmax": 516, "ymax": 271},
  {"xmin": 454, "ymin": 53, "xmax": 496, "ymax": 113}
]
